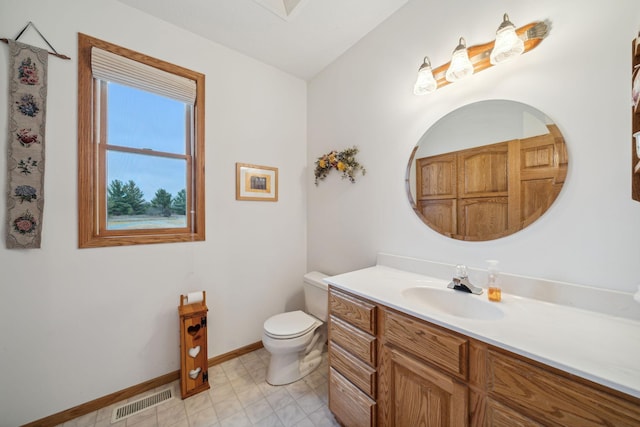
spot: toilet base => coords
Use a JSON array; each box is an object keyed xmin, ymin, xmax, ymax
[{"xmin": 266, "ymin": 347, "xmax": 324, "ymax": 385}]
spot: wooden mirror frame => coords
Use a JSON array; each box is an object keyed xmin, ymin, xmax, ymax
[{"xmin": 406, "ymin": 100, "xmax": 568, "ymax": 241}]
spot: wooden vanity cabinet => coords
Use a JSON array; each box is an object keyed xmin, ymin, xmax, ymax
[
  {"xmin": 378, "ymin": 308, "xmax": 469, "ymax": 427},
  {"xmin": 328, "ymin": 287, "xmax": 640, "ymax": 427},
  {"xmin": 484, "ymin": 348, "xmax": 640, "ymax": 426},
  {"xmin": 328, "ymin": 287, "xmax": 377, "ymax": 427},
  {"xmin": 379, "ymin": 309, "xmax": 640, "ymax": 427}
]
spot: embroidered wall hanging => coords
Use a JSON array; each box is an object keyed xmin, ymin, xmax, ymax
[{"xmin": 6, "ymin": 40, "xmax": 48, "ymax": 248}]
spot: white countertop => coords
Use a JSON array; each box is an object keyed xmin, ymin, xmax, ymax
[{"xmin": 325, "ymin": 264, "xmax": 640, "ymax": 399}]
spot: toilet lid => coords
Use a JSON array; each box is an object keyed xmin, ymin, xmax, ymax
[{"xmin": 264, "ymin": 310, "xmax": 319, "ymax": 339}]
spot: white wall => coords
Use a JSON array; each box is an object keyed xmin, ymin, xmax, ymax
[
  {"xmin": 308, "ymin": 0, "xmax": 640, "ymax": 291},
  {"xmin": 0, "ymin": 1, "xmax": 307, "ymax": 425}
]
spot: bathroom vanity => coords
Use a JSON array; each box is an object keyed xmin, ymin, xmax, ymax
[{"xmin": 326, "ymin": 254, "xmax": 640, "ymax": 426}]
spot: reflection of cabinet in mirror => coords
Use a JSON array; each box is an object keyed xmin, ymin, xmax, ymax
[{"xmin": 415, "ymin": 125, "xmax": 566, "ymax": 240}]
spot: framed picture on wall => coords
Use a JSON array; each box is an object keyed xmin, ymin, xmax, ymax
[{"xmin": 235, "ymin": 163, "xmax": 278, "ymax": 201}]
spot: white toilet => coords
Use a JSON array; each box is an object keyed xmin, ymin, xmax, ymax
[{"xmin": 262, "ymin": 271, "xmax": 329, "ymax": 385}]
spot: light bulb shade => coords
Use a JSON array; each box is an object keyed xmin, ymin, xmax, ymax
[
  {"xmin": 445, "ymin": 38, "xmax": 474, "ymax": 82},
  {"xmin": 490, "ymin": 14, "xmax": 524, "ymax": 64},
  {"xmin": 413, "ymin": 57, "xmax": 437, "ymax": 95}
]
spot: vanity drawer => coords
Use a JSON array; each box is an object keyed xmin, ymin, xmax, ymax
[
  {"xmin": 329, "ymin": 287, "xmax": 376, "ymax": 335},
  {"xmin": 329, "ymin": 341, "xmax": 376, "ymax": 398},
  {"xmin": 488, "ymin": 350, "xmax": 640, "ymax": 426},
  {"xmin": 329, "ymin": 315, "xmax": 376, "ymax": 366},
  {"xmin": 329, "ymin": 367, "xmax": 376, "ymax": 427},
  {"xmin": 382, "ymin": 308, "xmax": 468, "ymax": 379}
]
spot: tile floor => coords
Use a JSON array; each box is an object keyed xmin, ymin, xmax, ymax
[{"xmin": 58, "ymin": 348, "xmax": 339, "ymax": 427}]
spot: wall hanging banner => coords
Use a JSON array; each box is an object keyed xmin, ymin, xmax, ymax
[{"xmin": 6, "ymin": 40, "xmax": 48, "ymax": 248}]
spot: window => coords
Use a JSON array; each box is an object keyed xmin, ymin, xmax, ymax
[{"xmin": 78, "ymin": 34, "xmax": 205, "ymax": 247}]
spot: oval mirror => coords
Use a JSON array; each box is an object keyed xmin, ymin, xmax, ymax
[{"xmin": 406, "ymin": 100, "xmax": 568, "ymax": 241}]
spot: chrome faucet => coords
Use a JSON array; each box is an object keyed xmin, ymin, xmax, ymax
[{"xmin": 447, "ymin": 265, "xmax": 483, "ymax": 295}]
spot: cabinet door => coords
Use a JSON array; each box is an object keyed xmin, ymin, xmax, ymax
[
  {"xmin": 457, "ymin": 143, "xmax": 509, "ymax": 199},
  {"xmin": 457, "ymin": 196, "xmax": 509, "ymax": 240},
  {"xmin": 378, "ymin": 345, "xmax": 468, "ymax": 427},
  {"xmin": 415, "ymin": 154, "xmax": 458, "ymax": 236},
  {"xmin": 417, "ymin": 199, "xmax": 457, "ymax": 237},
  {"xmin": 416, "ymin": 153, "xmax": 457, "ymax": 200},
  {"xmin": 518, "ymin": 131, "xmax": 565, "ymax": 225}
]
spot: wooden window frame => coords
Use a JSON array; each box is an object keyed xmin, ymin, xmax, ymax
[{"xmin": 78, "ymin": 33, "xmax": 205, "ymax": 248}]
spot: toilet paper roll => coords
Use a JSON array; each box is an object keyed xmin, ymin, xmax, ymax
[{"xmin": 186, "ymin": 291, "xmax": 204, "ymax": 304}]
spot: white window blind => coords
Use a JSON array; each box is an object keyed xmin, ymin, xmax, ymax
[{"xmin": 91, "ymin": 47, "xmax": 196, "ymax": 104}]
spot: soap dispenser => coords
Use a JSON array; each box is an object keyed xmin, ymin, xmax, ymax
[{"xmin": 486, "ymin": 260, "xmax": 501, "ymax": 302}]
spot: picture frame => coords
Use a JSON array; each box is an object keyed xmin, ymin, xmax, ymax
[{"xmin": 235, "ymin": 163, "xmax": 278, "ymax": 201}]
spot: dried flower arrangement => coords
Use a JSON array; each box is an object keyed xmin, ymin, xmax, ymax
[{"xmin": 314, "ymin": 146, "xmax": 366, "ymax": 186}]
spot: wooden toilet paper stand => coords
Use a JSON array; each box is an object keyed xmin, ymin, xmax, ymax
[{"xmin": 178, "ymin": 291, "xmax": 210, "ymax": 399}]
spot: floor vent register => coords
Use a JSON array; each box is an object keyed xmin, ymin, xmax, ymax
[{"xmin": 111, "ymin": 387, "xmax": 174, "ymax": 423}]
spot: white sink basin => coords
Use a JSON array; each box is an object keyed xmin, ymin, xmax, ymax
[{"xmin": 402, "ymin": 286, "xmax": 504, "ymax": 320}]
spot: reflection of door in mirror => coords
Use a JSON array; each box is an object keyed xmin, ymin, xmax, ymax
[{"xmin": 415, "ymin": 125, "xmax": 566, "ymax": 241}]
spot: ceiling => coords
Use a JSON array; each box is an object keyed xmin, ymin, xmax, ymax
[{"xmin": 117, "ymin": 0, "xmax": 409, "ymax": 80}]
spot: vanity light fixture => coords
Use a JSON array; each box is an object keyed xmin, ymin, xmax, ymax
[
  {"xmin": 413, "ymin": 56, "xmax": 438, "ymax": 95},
  {"xmin": 490, "ymin": 13, "xmax": 525, "ymax": 64},
  {"xmin": 413, "ymin": 14, "xmax": 549, "ymax": 95},
  {"xmin": 445, "ymin": 37, "xmax": 474, "ymax": 82}
]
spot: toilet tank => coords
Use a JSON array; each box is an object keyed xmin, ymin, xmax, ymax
[{"xmin": 303, "ymin": 271, "xmax": 329, "ymax": 321}]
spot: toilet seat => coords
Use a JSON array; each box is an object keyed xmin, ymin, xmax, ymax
[{"xmin": 263, "ymin": 310, "xmax": 320, "ymax": 339}]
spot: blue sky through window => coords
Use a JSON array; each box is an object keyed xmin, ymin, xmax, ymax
[{"xmin": 106, "ymin": 82, "xmax": 187, "ymax": 202}]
